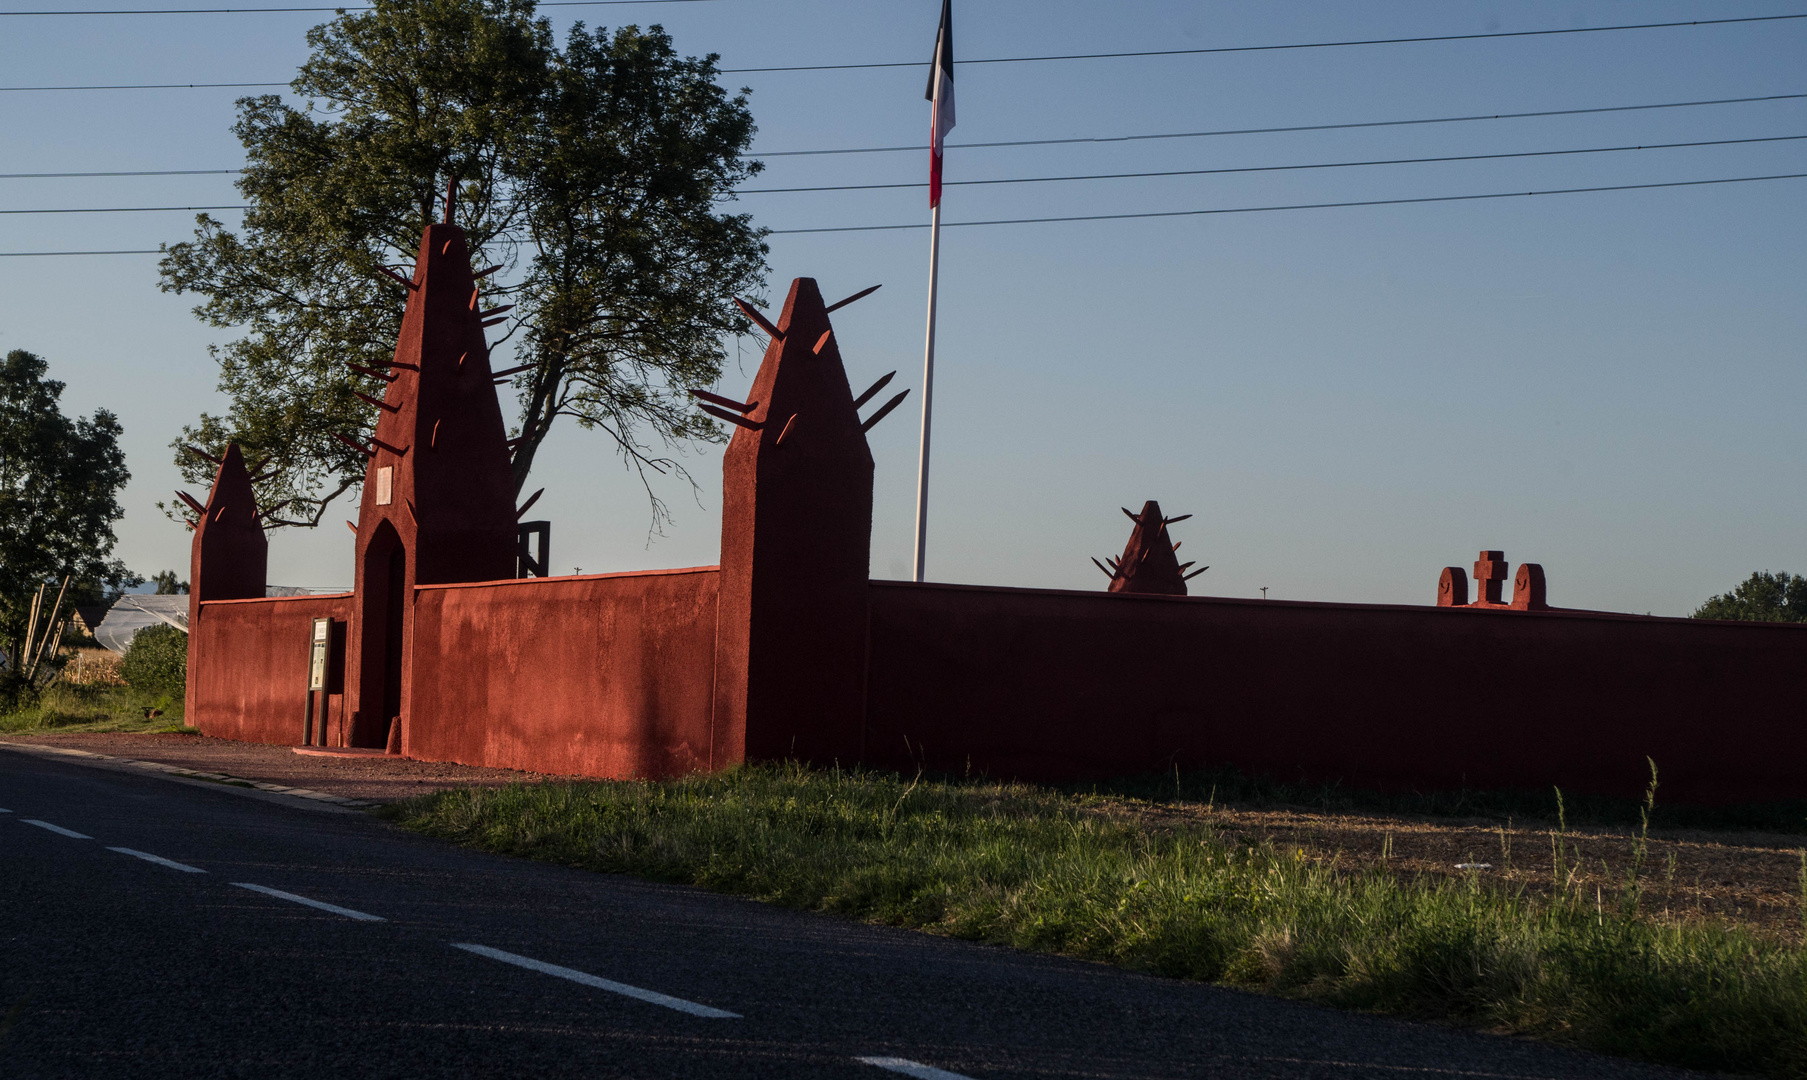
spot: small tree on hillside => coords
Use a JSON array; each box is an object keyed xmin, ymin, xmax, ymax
[
  {"xmin": 0, "ymin": 350, "xmax": 135, "ymax": 698},
  {"xmin": 1692, "ymin": 571, "xmax": 1807, "ymax": 622}
]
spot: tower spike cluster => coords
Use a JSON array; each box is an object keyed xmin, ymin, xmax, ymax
[{"xmin": 1096, "ymin": 499, "xmax": 1205, "ymax": 595}]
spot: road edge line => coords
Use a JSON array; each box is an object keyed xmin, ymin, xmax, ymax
[{"xmin": 0, "ymin": 741, "xmax": 367, "ymax": 815}]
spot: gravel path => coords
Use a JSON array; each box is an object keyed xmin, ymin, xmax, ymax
[{"xmin": 0, "ymin": 731, "xmax": 566, "ymax": 803}]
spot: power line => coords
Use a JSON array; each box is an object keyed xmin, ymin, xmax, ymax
[
  {"xmin": 0, "ymin": 82, "xmax": 287, "ymax": 92},
  {"xmin": 0, "ymin": 205, "xmax": 242, "ymax": 214},
  {"xmin": 6, "ymin": 172, "xmax": 1801, "ymax": 252},
  {"xmin": 719, "ymin": 14, "xmax": 1807, "ymax": 74},
  {"xmin": 737, "ymin": 134, "xmax": 1807, "ymax": 194},
  {"xmin": 7, "ymin": 93, "xmax": 1802, "ymax": 179},
  {"xmin": 7, "ymin": 131, "xmax": 1798, "ymax": 208},
  {"xmin": 765, "ymin": 173, "xmax": 1807, "ymax": 234},
  {"xmin": 1, "ymin": 0, "xmax": 719, "ymax": 14},
  {"xmin": 0, "ymin": 169, "xmax": 238, "ymax": 178},
  {"xmin": 758, "ymin": 93, "xmax": 1807, "ymax": 157},
  {"xmin": 0, "ymin": 249, "xmax": 163, "ymax": 255}
]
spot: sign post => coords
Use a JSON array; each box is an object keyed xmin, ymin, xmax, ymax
[{"xmin": 305, "ymin": 617, "xmax": 330, "ymax": 745}]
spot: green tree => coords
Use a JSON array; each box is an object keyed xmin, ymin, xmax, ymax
[
  {"xmin": 159, "ymin": 0, "xmax": 767, "ymax": 531},
  {"xmin": 151, "ymin": 570, "xmax": 190, "ymax": 595},
  {"xmin": 121, "ymin": 624, "xmax": 188, "ymax": 697},
  {"xmin": 1691, "ymin": 571, "xmax": 1807, "ymax": 622},
  {"xmin": 0, "ymin": 350, "xmax": 135, "ymax": 696}
]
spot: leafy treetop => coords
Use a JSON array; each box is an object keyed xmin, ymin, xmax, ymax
[
  {"xmin": 160, "ymin": 0, "xmax": 768, "ymax": 533},
  {"xmin": 1691, "ymin": 571, "xmax": 1807, "ymax": 622}
]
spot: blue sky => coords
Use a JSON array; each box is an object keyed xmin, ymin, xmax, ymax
[{"xmin": 1, "ymin": 0, "xmax": 1802, "ymax": 613}]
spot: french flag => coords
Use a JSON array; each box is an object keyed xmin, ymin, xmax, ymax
[{"xmin": 925, "ymin": 0, "xmax": 955, "ymax": 208}]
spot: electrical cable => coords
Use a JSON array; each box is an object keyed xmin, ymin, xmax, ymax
[
  {"xmin": 0, "ymin": 169, "xmax": 238, "ymax": 178},
  {"xmin": 5, "ymin": 172, "xmax": 1800, "ymax": 252},
  {"xmin": 1, "ymin": 0, "xmax": 719, "ymax": 14},
  {"xmin": 5, "ymin": 132, "xmax": 1798, "ymax": 203},
  {"xmin": 757, "ymin": 93, "xmax": 1807, "ymax": 157},
  {"xmin": 718, "ymin": 14, "xmax": 1807, "ymax": 73},
  {"xmin": 0, "ymin": 205, "xmax": 242, "ymax": 214},
  {"xmin": 736, "ymin": 134, "xmax": 1807, "ymax": 194},
  {"xmin": 764, "ymin": 172, "xmax": 1807, "ymax": 234},
  {"xmin": 5, "ymin": 94, "xmax": 1801, "ymax": 179}
]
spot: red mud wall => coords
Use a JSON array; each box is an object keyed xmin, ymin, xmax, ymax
[
  {"xmin": 862, "ymin": 582, "xmax": 1807, "ymax": 804},
  {"xmin": 190, "ymin": 594, "xmax": 354, "ymax": 744},
  {"xmin": 408, "ymin": 568, "xmax": 719, "ymax": 778}
]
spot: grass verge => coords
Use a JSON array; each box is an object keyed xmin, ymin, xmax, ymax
[
  {"xmin": 0, "ymin": 681, "xmax": 187, "ymax": 734},
  {"xmin": 390, "ymin": 763, "xmax": 1807, "ymax": 1078},
  {"xmin": 1084, "ymin": 765, "xmax": 1807, "ymax": 834}
]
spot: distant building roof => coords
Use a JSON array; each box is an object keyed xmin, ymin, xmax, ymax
[
  {"xmin": 93, "ymin": 595, "xmax": 189, "ymax": 654},
  {"xmin": 72, "ymin": 601, "xmax": 115, "ymax": 635}
]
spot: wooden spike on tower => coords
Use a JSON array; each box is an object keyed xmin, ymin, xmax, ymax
[
  {"xmin": 690, "ymin": 388, "xmax": 756, "ymax": 413},
  {"xmin": 355, "ymin": 391, "xmax": 400, "ymax": 414},
  {"xmin": 824, "ymin": 284, "xmax": 881, "ymax": 313},
  {"xmin": 700, "ymin": 403, "xmax": 764, "ymax": 431},
  {"xmin": 347, "ymin": 362, "xmax": 397, "ymax": 383},
  {"xmin": 859, "ymin": 389, "xmax": 910, "ymax": 433},
  {"xmin": 373, "ymin": 265, "xmax": 417, "ymax": 291},
  {"xmin": 733, "ymin": 298, "xmax": 783, "ymax": 341},
  {"xmin": 333, "ymin": 433, "xmax": 376, "ymax": 459},
  {"xmin": 852, "ymin": 371, "xmax": 896, "ymax": 410}
]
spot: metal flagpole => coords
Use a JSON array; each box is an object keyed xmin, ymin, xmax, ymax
[{"xmin": 912, "ymin": 200, "xmax": 941, "ymax": 583}]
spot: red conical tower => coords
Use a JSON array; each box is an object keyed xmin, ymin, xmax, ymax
[
  {"xmin": 1095, "ymin": 500, "xmax": 1203, "ymax": 595},
  {"xmin": 184, "ymin": 443, "xmax": 269, "ymax": 605},
  {"xmin": 712, "ymin": 278, "xmax": 900, "ymax": 767},
  {"xmin": 183, "ymin": 442, "xmax": 269, "ymax": 720},
  {"xmin": 342, "ymin": 196, "xmax": 520, "ymax": 749}
]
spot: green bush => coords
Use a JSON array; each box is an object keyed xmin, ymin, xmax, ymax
[{"xmin": 119, "ymin": 624, "xmax": 187, "ymax": 695}]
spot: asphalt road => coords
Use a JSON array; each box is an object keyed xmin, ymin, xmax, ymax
[{"xmin": 1, "ymin": 749, "xmax": 1705, "ymax": 1080}]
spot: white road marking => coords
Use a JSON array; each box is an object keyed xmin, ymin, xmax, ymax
[
  {"xmin": 21, "ymin": 818, "xmax": 90, "ymax": 839},
  {"xmin": 231, "ymin": 882, "xmax": 385, "ymax": 921},
  {"xmin": 0, "ymin": 807, "xmax": 12, "ymax": 812},
  {"xmin": 108, "ymin": 847, "xmax": 206, "ymax": 873},
  {"xmin": 857, "ymin": 1058, "xmax": 977, "ymax": 1080},
  {"xmin": 450, "ymin": 942, "xmax": 740, "ymax": 1019}
]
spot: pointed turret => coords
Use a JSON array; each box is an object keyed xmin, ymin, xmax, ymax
[
  {"xmin": 343, "ymin": 207, "xmax": 520, "ymax": 749},
  {"xmin": 184, "ymin": 442, "xmax": 269, "ymax": 725},
  {"xmin": 350, "ymin": 221, "xmax": 519, "ymax": 585},
  {"xmin": 1096, "ymin": 500, "xmax": 1203, "ymax": 596},
  {"xmin": 713, "ymin": 278, "xmax": 890, "ymax": 766},
  {"xmin": 186, "ymin": 443, "xmax": 268, "ymax": 606}
]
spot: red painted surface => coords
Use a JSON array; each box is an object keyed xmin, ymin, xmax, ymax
[
  {"xmin": 408, "ymin": 568, "xmax": 719, "ymax": 777},
  {"xmin": 180, "ymin": 254, "xmax": 1807, "ymax": 805},
  {"xmin": 190, "ymin": 594, "xmax": 354, "ymax": 745},
  {"xmin": 714, "ymin": 278, "xmax": 875, "ymax": 768},
  {"xmin": 862, "ymin": 580, "xmax": 1807, "ymax": 803},
  {"xmin": 184, "ymin": 443, "xmax": 270, "ymax": 722},
  {"xmin": 1100, "ymin": 501, "xmax": 1196, "ymax": 595},
  {"xmin": 1439, "ymin": 551, "xmax": 1551, "ymax": 611},
  {"xmin": 344, "ymin": 221, "xmax": 520, "ymax": 749}
]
